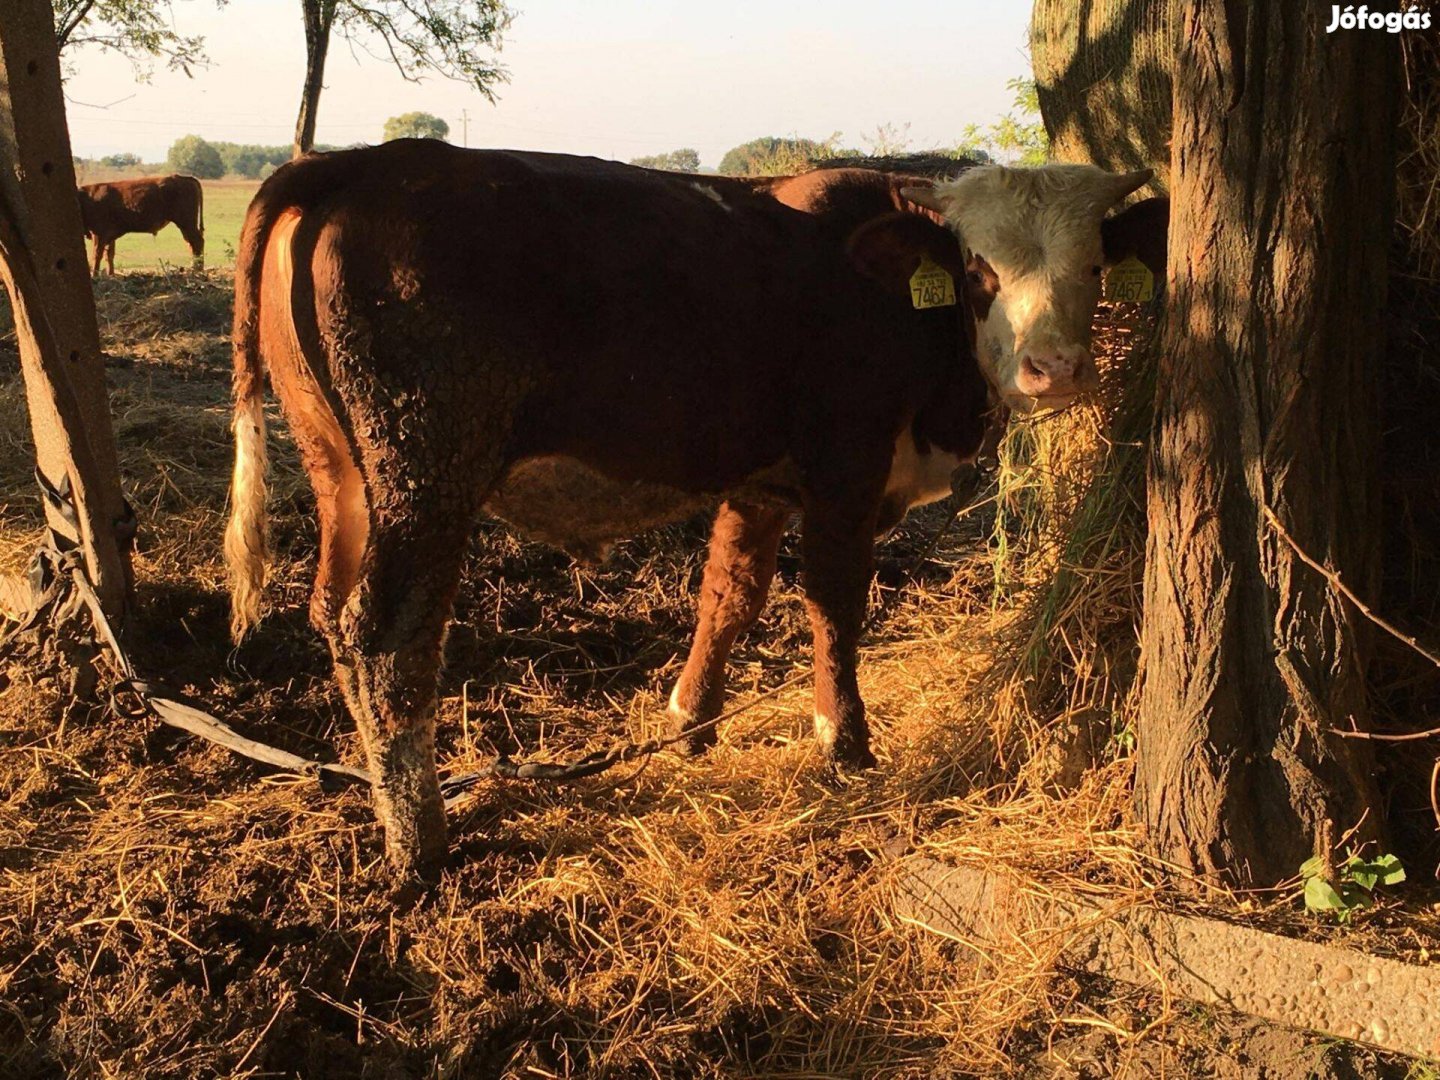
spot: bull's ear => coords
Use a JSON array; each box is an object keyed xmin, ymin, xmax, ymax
[
  {"xmin": 1101, "ymin": 196, "xmax": 1170, "ymax": 276},
  {"xmin": 847, "ymin": 213, "xmax": 958, "ymax": 296},
  {"xmin": 899, "ymin": 185, "xmax": 947, "ymax": 215}
]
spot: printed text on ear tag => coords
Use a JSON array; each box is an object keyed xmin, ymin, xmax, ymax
[
  {"xmin": 1104, "ymin": 256, "xmax": 1155, "ymax": 302},
  {"xmin": 910, "ymin": 256, "xmax": 957, "ymax": 310}
]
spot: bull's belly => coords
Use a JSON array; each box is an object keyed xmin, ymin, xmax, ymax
[
  {"xmin": 484, "ymin": 434, "xmax": 968, "ymax": 563},
  {"xmin": 483, "ymin": 456, "xmax": 800, "ymax": 563}
]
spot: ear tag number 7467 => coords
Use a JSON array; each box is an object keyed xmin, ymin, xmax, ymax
[
  {"xmin": 1104, "ymin": 256, "xmax": 1155, "ymax": 302},
  {"xmin": 910, "ymin": 256, "xmax": 957, "ymax": 310}
]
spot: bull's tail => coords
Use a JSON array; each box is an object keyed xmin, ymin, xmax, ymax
[
  {"xmin": 225, "ymin": 350, "xmax": 269, "ymax": 641},
  {"xmin": 224, "ymin": 150, "xmax": 356, "ymax": 641},
  {"xmin": 193, "ymin": 177, "xmax": 205, "ymax": 263},
  {"xmin": 224, "ymin": 173, "xmax": 274, "ymax": 641}
]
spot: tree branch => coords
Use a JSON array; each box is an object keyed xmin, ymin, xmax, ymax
[{"xmin": 55, "ymin": 0, "xmax": 98, "ymax": 48}]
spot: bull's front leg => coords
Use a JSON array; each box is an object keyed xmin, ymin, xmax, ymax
[
  {"xmin": 800, "ymin": 495, "xmax": 879, "ymax": 769},
  {"xmin": 668, "ymin": 500, "xmax": 789, "ymax": 754}
]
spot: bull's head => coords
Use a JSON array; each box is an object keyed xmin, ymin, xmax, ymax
[{"xmin": 903, "ymin": 164, "xmax": 1160, "ymax": 413}]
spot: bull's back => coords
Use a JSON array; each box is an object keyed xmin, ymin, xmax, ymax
[
  {"xmin": 79, "ymin": 175, "xmax": 197, "ymax": 232},
  {"xmin": 288, "ymin": 144, "xmax": 859, "ymax": 486}
]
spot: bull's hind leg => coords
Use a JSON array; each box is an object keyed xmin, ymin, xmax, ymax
[
  {"xmin": 668, "ymin": 500, "xmax": 788, "ymax": 754},
  {"xmin": 307, "ymin": 446, "xmax": 367, "ymax": 637},
  {"xmin": 179, "ymin": 221, "xmax": 204, "ymax": 270},
  {"xmin": 333, "ymin": 500, "xmax": 478, "ymax": 880},
  {"xmin": 260, "ymin": 310, "xmax": 368, "ymax": 636}
]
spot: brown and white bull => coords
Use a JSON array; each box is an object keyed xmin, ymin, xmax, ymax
[
  {"xmin": 659, "ymin": 165, "xmax": 1166, "ymax": 754},
  {"xmin": 901, "ymin": 165, "xmax": 1165, "ymax": 411},
  {"xmin": 224, "ymin": 140, "xmax": 1165, "ymax": 878},
  {"xmin": 77, "ymin": 174, "xmax": 205, "ymax": 275}
]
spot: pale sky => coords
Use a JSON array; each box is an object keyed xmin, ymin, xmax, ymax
[{"xmin": 62, "ymin": 0, "xmax": 1034, "ymax": 170}]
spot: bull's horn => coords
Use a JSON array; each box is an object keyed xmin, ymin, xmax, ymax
[
  {"xmin": 1109, "ymin": 168, "xmax": 1155, "ymax": 202},
  {"xmin": 901, "ymin": 185, "xmax": 947, "ymax": 214}
]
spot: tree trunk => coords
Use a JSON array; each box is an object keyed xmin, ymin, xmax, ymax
[
  {"xmin": 0, "ymin": 0, "xmax": 131, "ymax": 619},
  {"xmin": 1137, "ymin": 2, "xmax": 1395, "ymax": 886},
  {"xmin": 1031, "ymin": 0, "xmax": 1178, "ymax": 190},
  {"xmin": 291, "ymin": 0, "xmax": 336, "ymax": 158}
]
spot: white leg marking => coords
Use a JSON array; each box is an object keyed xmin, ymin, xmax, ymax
[
  {"xmin": 813, "ymin": 712, "xmax": 838, "ymax": 747},
  {"xmin": 668, "ymin": 683, "xmax": 694, "ymax": 723}
]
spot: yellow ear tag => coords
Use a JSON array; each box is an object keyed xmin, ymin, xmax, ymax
[
  {"xmin": 1104, "ymin": 256, "xmax": 1155, "ymax": 302},
  {"xmin": 909, "ymin": 255, "xmax": 957, "ymax": 310}
]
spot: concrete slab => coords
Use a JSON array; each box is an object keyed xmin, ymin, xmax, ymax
[{"xmin": 893, "ymin": 857, "xmax": 1440, "ymax": 1062}]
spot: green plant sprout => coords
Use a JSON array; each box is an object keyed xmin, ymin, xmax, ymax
[{"xmin": 1300, "ymin": 850, "xmax": 1406, "ymax": 923}]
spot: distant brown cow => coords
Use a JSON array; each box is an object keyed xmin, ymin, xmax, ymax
[
  {"xmin": 77, "ymin": 174, "xmax": 205, "ymax": 275},
  {"xmin": 223, "ymin": 141, "xmax": 1166, "ymax": 878}
]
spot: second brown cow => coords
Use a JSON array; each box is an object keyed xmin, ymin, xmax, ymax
[{"xmin": 77, "ymin": 173, "xmax": 205, "ymax": 275}]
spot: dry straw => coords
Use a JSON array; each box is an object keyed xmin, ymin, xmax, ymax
[
  {"xmin": 0, "ymin": 261, "xmax": 1185, "ymax": 1076},
  {"xmin": 6, "ymin": 132, "xmax": 1438, "ymax": 1072}
]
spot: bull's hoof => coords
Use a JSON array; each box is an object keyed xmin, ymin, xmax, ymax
[
  {"xmin": 667, "ymin": 690, "xmax": 720, "ymax": 757},
  {"xmin": 831, "ymin": 741, "xmax": 878, "ymax": 771},
  {"xmin": 815, "ymin": 713, "xmax": 876, "ymax": 770},
  {"xmin": 667, "ymin": 714, "xmax": 719, "ymax": 757}
]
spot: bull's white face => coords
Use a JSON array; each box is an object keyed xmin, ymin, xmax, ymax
[{"xmin": 905, "ymin": 165, "xmax": 1152, "ymax": 413}]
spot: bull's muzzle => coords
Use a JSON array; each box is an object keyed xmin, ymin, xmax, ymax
[{"xmin": 1014, "ymin": 343, "xmax": 1097, "ymax": 405}]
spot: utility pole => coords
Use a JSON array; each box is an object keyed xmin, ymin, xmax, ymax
[{"xmin": 460, "ymin": 108, "xmax": 469, "ymax": 148}]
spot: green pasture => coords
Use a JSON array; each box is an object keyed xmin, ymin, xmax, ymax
[{"xmin": 94, "ymin": 180, "xmax": 258, "ymax": 272}]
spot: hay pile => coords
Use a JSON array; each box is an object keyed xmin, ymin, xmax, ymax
[{"xmin": 1, "ymin": 267, "xmax": 1428, "ymax": 1078}]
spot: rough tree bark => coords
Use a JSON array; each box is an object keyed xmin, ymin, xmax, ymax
[
  {"xmin": 292, "ymin": 0, "xmax": 338, "ymax": 158},
  {"xmin": 1031, "ymin": 0, "xmax": 1178, "ymax": 190},
  {"xmin": 0, "ymin": 0, "xmax": 131, "ymax": 619},
  {"xmin": 1137, "ymin": 2, "xmax": 1395, "ymax": 885}
]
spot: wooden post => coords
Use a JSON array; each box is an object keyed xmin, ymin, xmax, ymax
[{"xmin": 0, "ymin": 0, "xmax": 131, "ymax": 619}]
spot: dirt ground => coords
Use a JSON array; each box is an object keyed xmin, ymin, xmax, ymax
[{"xmin": 1, "ymin": 272, "xmax": 1436, "ymax": 1078}]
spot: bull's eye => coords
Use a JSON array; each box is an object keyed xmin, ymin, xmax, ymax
[{"xmin": 967, "ymin": 270, "xmax": 983, "ymax": 285}]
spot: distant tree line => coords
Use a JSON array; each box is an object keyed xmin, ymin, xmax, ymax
[
  {"xmin": 629, "ymin": 148, "xmax": 700, "ymax": 173},
  {"xmin": 76, "ymin": 136, "xmax": 352, "ymax": 183},
  {"xmin": 632, "ymin": 91, "xmax": 1047, "ymax": 177},
  {"xmin": 165, "ymin": 136, "xmax": 349, "ymax": 179},
  {"xmin": 77, "ymin": 84, "xmax": 1047, "ymax": 186},
  {"xmin": 382, "ymin": 112, "xmax": 450, "ymax": 142},
  {"xmin": 717, "ymin": 136, "xmax": 842, "ymax": 176}
]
